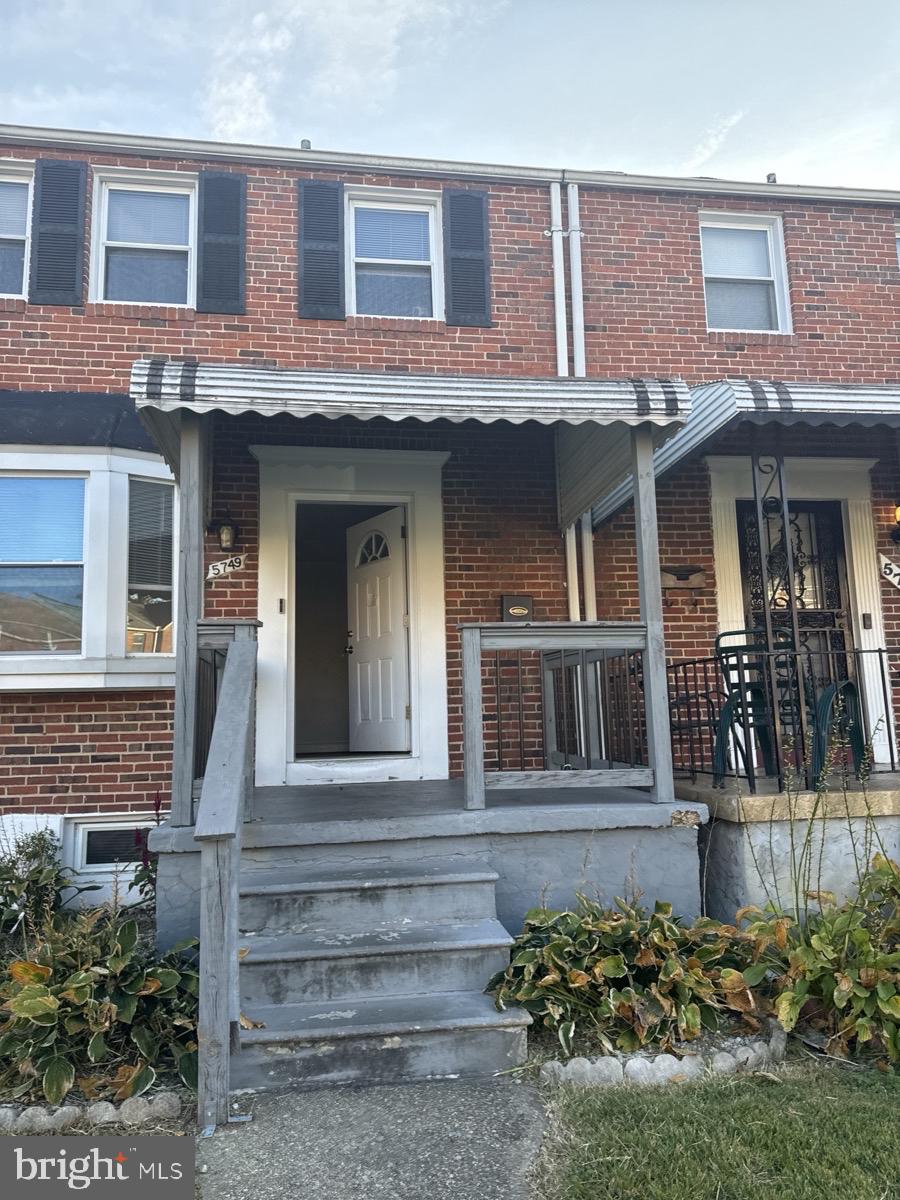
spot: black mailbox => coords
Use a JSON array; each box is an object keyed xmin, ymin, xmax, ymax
[{"xmin": 501, "ymin": 594, "xmax": 533, "ymax": 622}]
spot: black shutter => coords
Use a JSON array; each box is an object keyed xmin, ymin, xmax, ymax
[
  {"xmin": 28, "ymin": 159, "xmax": 86, "ymax": 306},
  {"xmin": 443, "ymin": 188, "xmax": 491, "ymax": 327},
  {"xmin": 298, "ymin": 180, "xmax": 344, "ymax": 320},
  {"xmin": 196, "ymin": 171, "xmax": 246, "ymax": 314}
]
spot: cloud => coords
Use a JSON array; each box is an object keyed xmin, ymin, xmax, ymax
[
  {"xmin": 682, "ymin": 110, "xmax": 746, "ymax": 174},
  {"xmin": 201, "ymin": 0, "xmax": 507, "ymax": 144}
]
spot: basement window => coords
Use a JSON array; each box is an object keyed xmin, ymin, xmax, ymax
[{"xmin": 700, "ymin": 213, "xmax": 791, "ymax": 333}]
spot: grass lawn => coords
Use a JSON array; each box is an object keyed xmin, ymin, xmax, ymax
[{"xmin": 534, "ymin": 1062, "xmax": 900, "ymax": 1200}]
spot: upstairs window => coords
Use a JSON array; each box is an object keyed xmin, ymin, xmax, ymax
[
  {"xmin": 94, "ymin": 178, "xmax": 195, "ymax": 305},
  {"xmin": 0, "ymin": 173, "xmax": 31, "ymax": 299},
  {"xmin": 0, "ymin": 476, "xmax": 85, "ymax": 654},
  {"xmin": 700, "ymin": 214, "xmax": 790, "ymax": 333},
  {"xmin": 348, "ymin": 193, "xmax": 441, "ymax": 318},
  {"xmin": 127, "ymin": 479, "xmax": 174, "ymax": 654},
  {"xmin": 895, "ymin": 222, "xmax": 900, "ymax": 266}
]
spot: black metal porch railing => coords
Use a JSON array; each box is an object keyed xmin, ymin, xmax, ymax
[{"xmin": 667, "ymin": 646, "xmax": 896, "ymax": 792}]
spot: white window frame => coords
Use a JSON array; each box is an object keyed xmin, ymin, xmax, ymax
[
  {"xmin": 60, "ymin": 813, "xmax": 157, "ymax": 903},
  {"xmin": 89, "ymin": 168, "xmax": 198, "ymax": 307},
  {"xmin": 0, "ymin": 447, "xmax": 176, "ymax": 690},
  {"xmin": 0, "ymin": 161, "xmax": 34, "ymax": 301},
  {"xmin": 699, "ymin": 211, "xmax": 792, "ymax": 334},
  {"xmin": 345, "ymin": 186, "xmax": 444, "ymax": 320},
  {"xmin": 895, "ymin": 221, "xmax": 900, "ymax": 267}
]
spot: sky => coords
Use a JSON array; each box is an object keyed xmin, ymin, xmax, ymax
[{"xmin": 3, "ymin": 0, "xmax": 900, "ymax": 188}]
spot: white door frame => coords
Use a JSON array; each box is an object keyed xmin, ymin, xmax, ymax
[
  {"xmin": 706, "ymin": 455, "xmax": 894, "ymax": 762},
  {"xmin": 252, "ymin": 445, "xmax": 450, "ymax": 786}
]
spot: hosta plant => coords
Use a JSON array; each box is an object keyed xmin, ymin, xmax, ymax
[
  {"xmin": 739, "ymin": 853, "xmax": 900, "ymax": 1062},
  {"xmin": 0, "ymin": 908, "xmax": 198, "ymax": 1105},
  {"xmin": 488, "ymin": 895, "xmax": 769, "ymax": 1055}
]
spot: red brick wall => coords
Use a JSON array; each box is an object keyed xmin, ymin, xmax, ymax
[
  {"xmin": 205, "ymin": 412, "xmax": 568, "ymax": 774},
  {"xmin": 578, "ymin": 191, "xmax": 900, "ymax": 383},
  {"xmin": 3, "ymin": 141, "xmax": 899, "ymax": 392},
  {"xmin": 0, "ymin": 690, "xmax": 172, "ymax": 816},
  {"xmin": 0, "ymin": 144, "xmax": 557, "ymax": 391}
]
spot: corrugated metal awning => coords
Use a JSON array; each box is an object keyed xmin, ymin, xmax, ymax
[
  {"xmin": 591, "ymin": 378, "xmax": 900, "ymax": 525},
  {"xmin": 130, "ymin": 359, "xmax": 689, "ymax": 427},
  {"xmin": 131, "ymin": 360, "xmax": 690, "ymax": 528}
]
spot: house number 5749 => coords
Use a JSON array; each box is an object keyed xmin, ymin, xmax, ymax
[{"xmin": 207, "ymin": 554, "xmax": 246, "ymax": 581}]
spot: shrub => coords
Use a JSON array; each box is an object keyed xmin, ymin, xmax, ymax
[
  {"xmin": 740, "ymin": 853, "xmax": 900, "ymax": 1063},
  {"xmin": 0, "ymin": 830, "xmax": 97, "ymax": 941},
  {"xmin": 488, "ymin": 895, "xmax": 768, "ymax": 1055},
  {"xmin": 0, "ymin": 908, "xmax": 198, "ymax": 1104}
]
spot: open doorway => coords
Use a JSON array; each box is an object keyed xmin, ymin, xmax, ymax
[{"xmin": 294, "ymin": 501, "xmax": 411, "ymax": 759}]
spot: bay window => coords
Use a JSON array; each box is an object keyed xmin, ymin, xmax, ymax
[{"xmin": 0, "ymin": 450, "xmax": 175, "ymax": 689}]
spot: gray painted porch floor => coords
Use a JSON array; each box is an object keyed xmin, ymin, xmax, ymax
[{"xmin": 253, "ymin": 776, "xmax": 656, "ymax": 824}]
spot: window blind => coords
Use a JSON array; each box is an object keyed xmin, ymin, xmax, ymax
[
  {"xmin": 0, "ymin": 477, "xmax": 84, "ymax": 563},
  {"xmin": 128, "ymin": 479, "xmax": 173, "ymax": 590}
]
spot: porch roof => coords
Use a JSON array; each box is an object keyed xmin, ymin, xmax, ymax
[
  {"xmin": 130, "ymin": 359, "xmax": 691, "ymax": 526},
  {"xmin": 591, "ymin": 378, "xmax": 900, "ymax": 524}
]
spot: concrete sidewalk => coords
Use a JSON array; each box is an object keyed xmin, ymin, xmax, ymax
[{"xmin": 197, "ymin": 1078, "xmax": 545, "ymax": 1200}]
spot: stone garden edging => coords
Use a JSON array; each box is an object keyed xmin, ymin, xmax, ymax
[
  {"xmin": 0, "ymin": 1091, "xmax": 182, "ymax": 1133},
  {"xmin": 540, "ymin": 1021, "xmax": 788, "ymax": 1088}
]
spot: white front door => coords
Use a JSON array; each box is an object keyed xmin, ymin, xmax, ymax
[{"xmin": 345, "ymin": 506, "xmax": 410, "ymax": 753}]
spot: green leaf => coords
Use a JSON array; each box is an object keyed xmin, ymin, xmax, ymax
[
  {"xmin": 742, "ymin": 962, "xmax": 769, "ymax": 987},
  {"xmin": 87, "ymin": 1031, "xmax": 107, "ymax": 1063},
  {"xmin": 130, "ymin": 1025, "xmax": 159, "ymax": 1062},
  {"xmin": 177, "ymin": 1049, "xmax": 198, "ymax": 1092},
  {"xmin": 6, "ymin": 984, "xmax": 59, "ymax": 1020},
  {"xmin": 127, "ymin": 1064, "xmax": 156, "ymax": 1098},
  {"xmin": 877, "ymin": 995, "xmax": 900, "ymax": 1020},
  {"xmin": 557, "ymin": 1020, "xmax": 575, "ymax": 1057},
  {"xmin": 42, "ymin": 1056, "xmax": 74, "ymax": 1106},
  {"xmin": 599, "ymin": 954, "xmax": 628, "ymax": 979},
  {"xmin": 116, "ymin": 919, "xmax": 139, "ymax": 957}
]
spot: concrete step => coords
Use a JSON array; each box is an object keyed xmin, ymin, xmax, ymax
[
  {"xmin": 238, "ymin": 861, "xmax": 500, "ymax": 934},
  {"xmin": 231, "ymin": 990, "xmax": 530, "ymax": 1090},
  {"xmin": 238, "ymin": 918, "xmax": 513, "ymax": 1006}
]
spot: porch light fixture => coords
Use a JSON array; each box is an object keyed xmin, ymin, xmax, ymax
[
  {"xmin": 214, "ymin": 517, "xmax": 238, "ymax": 552},
  {"xmin": 891, "ymin": 505, "xmax": 900, "ymax": 546}
]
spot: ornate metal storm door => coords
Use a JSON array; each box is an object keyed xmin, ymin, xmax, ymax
[{"xmin": 736, "ymin": 453, "xmax": 853, "ymax": 781}]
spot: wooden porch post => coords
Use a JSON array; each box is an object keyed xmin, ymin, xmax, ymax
[
  {"xmin": 631, "ymin": 424, "xmax": 674, "ymax": 803},
  {"xmin": 171, "ymin": 411, "xmax": 206, "ymax": 826}
]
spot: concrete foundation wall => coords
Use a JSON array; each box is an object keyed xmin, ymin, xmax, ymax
[
  {"xmin": 154, "ymin": 823, "xmax": 702, "ymax": 950},
  {"xmin": 702, "ymin": 815, "xmax": 900, "ymax": 922}
]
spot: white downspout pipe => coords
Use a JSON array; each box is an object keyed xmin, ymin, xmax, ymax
[
  {"xmin": 580, "ymin": 512, "xmax": 597, "ymax": 620},
  {"xmin": 566, "ymin": 183, "xmax": 586, "ymax": 377},
  {"xmin": 551, "ymin": 180, "xmax": 580, "ymax": 619},
  {"xmin": 549, "ymin": 181, "xmax": 569, "ymax": 378},
  {"xmin": 566, "ymin": 182, "xmax": 596, "ymax": 620}
]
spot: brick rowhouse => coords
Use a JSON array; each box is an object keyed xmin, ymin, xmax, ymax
[{"xmin": 2, "ymin": 130, "xmax": 899, "ymax": 814}]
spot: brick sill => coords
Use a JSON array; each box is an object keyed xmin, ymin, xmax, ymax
[
  {"xmin": 707, "ymin": 330, "xmax": 797, "ymax": 347},
  {"xmin": 85, "ymin": 302, "xmax": 197, "ymax": 322}
]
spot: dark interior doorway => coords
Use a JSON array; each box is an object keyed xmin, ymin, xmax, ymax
[{"xmin": 293, "ymin": 500, "xmax": 397, "ymax": 759}]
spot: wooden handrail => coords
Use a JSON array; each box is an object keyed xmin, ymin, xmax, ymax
[
  {"xmin": 194, "ymin": 636, "xmax": 257, "ymax": 1131},
  {"xmin": 459, "ymin": 621, "xmax": 652, "ymax": 809}
]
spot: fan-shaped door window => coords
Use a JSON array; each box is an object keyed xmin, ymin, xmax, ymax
[{"xmin": 357, "ymin": 531, "xmax": 390, "ymax": 565}]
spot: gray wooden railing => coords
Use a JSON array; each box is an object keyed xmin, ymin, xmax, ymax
[
  {"xmin": 460, "ymin": 621, "xmax": 659, "ymax": 808},
  {"xmin": 193, "ymin": 634, "xmax": 258, "ymax": 1130}
]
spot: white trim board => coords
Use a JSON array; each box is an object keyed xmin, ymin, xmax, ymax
[
  {"xmin": 252, "ymin": 445, "xmax": 450, "ymax": 786},
  {"xmin": 706, "ymin": 455, "xmax": 893, "ymax": 762}
]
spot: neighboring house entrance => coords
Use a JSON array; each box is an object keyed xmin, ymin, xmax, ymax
[
  {"xmin": 736, "ymin": 499, "xmax": 853, "ymax": 658},
  {"xmin": 708, "ymin": 456, "xmax": 894, "ymax": 764},
  {"xmin": 254, "ymin": 445, "xmax": 449, "ymax": 787}
]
